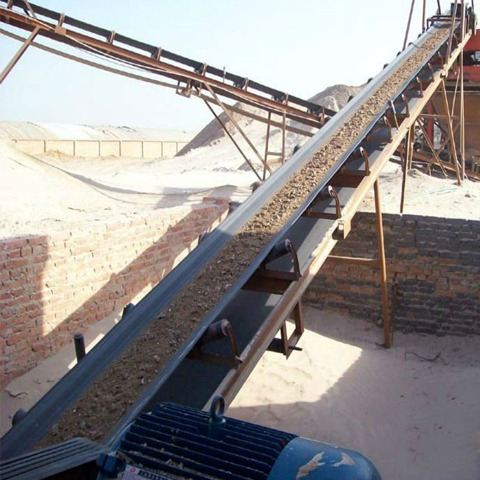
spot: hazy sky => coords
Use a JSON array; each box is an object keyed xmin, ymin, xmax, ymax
[{"xmin": 0, "ymin": 1, "xmax": 437, "ymax": 132}]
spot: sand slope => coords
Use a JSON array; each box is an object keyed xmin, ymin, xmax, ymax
[{"xmin": 229, "ymin": 307, "xmax": 480, "ymax": 480}]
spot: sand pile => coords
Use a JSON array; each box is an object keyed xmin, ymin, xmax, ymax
[
  {"xmin": 178, "ymin": 84, "xmax": 363, "ymax": 158},
  {"xmin": 0, "ymin": 121, "xmax": 192, "ymax": 141}
]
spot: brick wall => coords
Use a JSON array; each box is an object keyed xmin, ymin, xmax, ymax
[
  {"xmin": 305, "ymin": 213, "xmax": 480, "ymax": 336},
  {"xmin": 0, "ymin": 201, "xmax": 228, "ymax": 387}
]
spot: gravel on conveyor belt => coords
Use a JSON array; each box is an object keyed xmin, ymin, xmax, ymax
[{"xmin": 41, "ymin": 26, "xmax": 449, "ymax": 446}]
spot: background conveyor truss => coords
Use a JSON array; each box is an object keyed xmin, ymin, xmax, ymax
[{"xmin": 0, "ymin": 0, "xmax": 339, "ymax": 180}]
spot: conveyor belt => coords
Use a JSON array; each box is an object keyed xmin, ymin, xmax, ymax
[{"xmin": 0, "ymin": 4, "xmax": 471, "ymax": 463}]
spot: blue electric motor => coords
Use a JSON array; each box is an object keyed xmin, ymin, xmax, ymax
[{"xmin": 97, "ymin": 396, "xmax": 381, "ymax": 480}]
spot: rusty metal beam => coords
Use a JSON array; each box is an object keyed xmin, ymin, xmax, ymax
[
  {"xmin": 201, "ymin": 97, "xmax": 263, "ymax": 182},
  {"xmin": 403, "ymin": 0, "xmax": 416, "ymax": 50},
  {"xmin": 203, "ymin": 83, "xmax": 272, "ymax": 175},
  {"xmin": 411, "ymin": 150, "xmax": 480, "ymax": 180},
  {"xmin": 459, "ymin": 0, "xmax": 466, "ymax": 180},
  {"xmin": 0, "ymin": 25, "xmax": 38, "ymax": 84},
  {"xmin": 416, "ymin": 118, "xmax": 449, "ymax": 176},
  {"xmin": 0, "ymin": 6, "xmax": 328, "ymax": 129},
  {"xmin": 439, "ymin": 79, "xmax": 462, "ymax": 184},
  {"xmin": 263, "ymin": 112, "xmax": 273, "ymax": 180},
  {"xmin": 1, "ymin": 24, "xmax": 317, "ymax": 140},
  {"xmin": 374, "ymin": 180, "xmax": 391, "ymax": 348},
  {"xmin": 446, "ymin": 0, "xmax": 459, "ymax": 59}
]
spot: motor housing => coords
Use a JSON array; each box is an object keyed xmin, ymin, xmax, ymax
[{"xmin": 97, "ymin": 398, "xmax": 381, "ymax": 480}]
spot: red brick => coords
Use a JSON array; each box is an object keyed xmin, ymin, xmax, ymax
[
  {"xmin": 8, "ymin": 258, "xmax": 29, "ymax": 269},
  {"xmin": 3, "ymin": 239, "xmax": 26, "ymax": 249},
  {"xmin": 27, "ymin": 237, "xmax": 48, "ymax": 246}
]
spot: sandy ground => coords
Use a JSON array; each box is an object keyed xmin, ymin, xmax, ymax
[
  {"xmin": 0, "ymin": 140, "xmax": 253, "ymax": 238},
  {"xmin": 229, "ymin": 307, "xmax": 480, "ymax": 480},
  {"xmin": 2, "ymin": 306, "xmax": 479, "ymax": 479},
  {"xmin": 1, "ymin": 127, "xmax": 479, "ymax": 240}
]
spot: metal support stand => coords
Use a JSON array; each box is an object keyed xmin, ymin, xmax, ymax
[
  {"xmin": 403, "ymin": 0, "xmax": 416, "ymax": 50},
  {"xmin": 459, "ymin": 0, "xmax": 466, "ymax": 180},
  {"xmin": 439, "ymin": 79, "xmax": 462, "ymax": 184},
  {"xmin": 416, "ymin": 117, "xmax": 448, "ymax": 176},
  {"xmin": 374, "ymin": 181, "xmax": 391, "ymax": 348},
  {"xmin": 400, "ymin": 126, "xmax": 413, "ymax": 214},
  {"xmin": 263, "ymin": 111, "xmax": 273, "ymax": 180},
  {"xmin": 262, "ymin": 111, "xmax": 287, "ymax": 179},
  {"xmin": 203, "ymin": 83, "xmax": 272, "ymax": 177},
  {"xmin": 0, "ymin": 26, "xmax": 39, "ymax": 84},
  {"xmin": 201, "ymin": 98, "xmax": 263, "ymax": 182},
  {"xmin": 269, "ymin": 301, "xmax": 304, "ymax": 358}
]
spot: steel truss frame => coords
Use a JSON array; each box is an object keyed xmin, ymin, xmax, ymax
[{"xmin": 0, "ymin": 0, "xmax": 335, "ymax": 177}]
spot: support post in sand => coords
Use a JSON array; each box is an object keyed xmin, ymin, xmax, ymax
[
  {"xmin": 400, "ymin": 125, "xmax": 414, "ymax": 214},
  {"xmin": 374, "ymin": 180, "xmax": 391, "ymax": 348},
  {"xmin": 459, "ymin": 0, "xmax": 466, "ymax": 180}
]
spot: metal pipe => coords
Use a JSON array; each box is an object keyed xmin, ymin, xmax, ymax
[
  {"xmin": 423, "ymin": 0, "xmax": 427, "ymax": 32},
  {"xmin": 400, "ymin": 129, "xmax": 410, "ymax": 214},
  {"xmin": 201, "ymin": 97, "xmax": 263, "ymax": 181},
  {"xmin": 74, "ymin": 333, "xmax": 86, "ymax": 362},
  {"xmin": 439, "ymin": 79, "xmax": 462, "ymax": 183},
  {"xmin": 460, "ymin": 0, "xmax": 466, "ymax": 180},
  {"xmin": 374, "ymin": 181, "xmax": 391, "ymax": 348},
  {"xmin": 263, "ymin": 111, "xmax": 272, "ymax": 180},
  {"xmin": 446, "ymin": 0, "xmax": 459, "ymax": 59},
  {"xmin": 203, "ymin": 83, "xmax": 272, "ymax": 175},
  {"xmin": 403, "ymin": 0, "xmax": 417, "ymax": 50},
  {"xmin": 0, "ymin": 25, "xmax": 39, "ymax": 84}
]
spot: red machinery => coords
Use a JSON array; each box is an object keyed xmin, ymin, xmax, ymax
[{"xmin": 462, "ymin": 27, "xmax": 480, "ymax": 81}]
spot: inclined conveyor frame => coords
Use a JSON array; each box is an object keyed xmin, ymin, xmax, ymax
[{"xmin": 0, "ymin": 16, "xmax": 471, "ymax": 460}]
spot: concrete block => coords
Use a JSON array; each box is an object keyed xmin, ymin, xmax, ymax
[
  {"xmin": 75, "ymin": 141, "xmax": 100, "ymax": 157},
  {"xmin": 143, "ymin": 141, "xmax": 163, "ymax": 158},
  {"xmin": 45, "ymin": 140, "xmax": 74, "ymax": 156},
  {"xmin": 120, "ymin": 141, "xmax": 143, "ymax": 158},
  {"xmin": 15, "ymin": 139, "xmax": 45, "ymax": 155},
  {"xmin": 162, "ymin": 141, "xmax": 178, "ymax": 158},
  {"xmin": 100, "ymin": 141, "xmax": 121, "ymax": 157}
]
